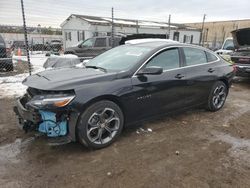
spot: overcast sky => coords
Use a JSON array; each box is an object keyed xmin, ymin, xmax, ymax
[{"xmin": 0, "ymin": 0, "xmax": 250, "ymax": 28}]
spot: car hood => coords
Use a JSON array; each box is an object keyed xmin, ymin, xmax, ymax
[
  {"xmin": 22, "ymin": 67, "xmax": 117, "ymax": 90},
  {"xmin": 231, "ymin": 28, "xmax": 250, "ymax": 49}
]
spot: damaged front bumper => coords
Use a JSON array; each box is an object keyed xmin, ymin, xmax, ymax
[{"xmin": 13, "ymin": 92, "xmax": 79, "ymax": 144}]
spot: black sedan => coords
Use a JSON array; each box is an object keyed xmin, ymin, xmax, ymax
[{"xmin": 14, "ymin": 40, "xmax": 235, "ymax": 149}]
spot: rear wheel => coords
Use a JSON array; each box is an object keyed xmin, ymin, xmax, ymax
[
  {"xmin": 77, "ymin": 100, "xmax": 124, "ymax": 149},
  {"xmin": 207, "ymin": 81, "xmax": 228, "ymax": 112}
]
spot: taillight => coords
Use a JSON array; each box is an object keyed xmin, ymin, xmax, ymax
[{"xmin": 232, "ymin": 64, "xmax": 237, "ymax": 73}]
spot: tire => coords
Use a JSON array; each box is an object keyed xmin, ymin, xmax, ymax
[
  {"xmin": 77, "ymin": 100, "xmax": 124, "ymax": 149},
  {"xmin": 6, "ymin": 64, "xmax": 14, "ymax": 72},
  {"xmin": 207, "ymin": 81, "xmax": 228, "ymax": 112}
]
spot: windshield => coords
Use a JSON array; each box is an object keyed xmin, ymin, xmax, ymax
[
  {"xmin": 85, "ymin": 45, "xmax": 151, "ymax": 71},
  {"xmin": 223, "ymin": 39, "xmax": 234, "ymax": 50}
]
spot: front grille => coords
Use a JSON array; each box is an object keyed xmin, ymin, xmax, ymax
[{"xmin": 27, "ymin": 87, "xmax": 75, "ymax": 97}]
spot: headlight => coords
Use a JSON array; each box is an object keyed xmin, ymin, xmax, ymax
[{"xmin": 28, "ymin": 94, "xmax": 75, "ymax": 108}]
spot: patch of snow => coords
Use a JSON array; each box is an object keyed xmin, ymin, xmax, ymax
[
  {"xmin": 83, "ymin": 18, "xmax": 109, "ymax": 23},
  {"xmin": 0, "ymin": 54, "xmax": 47, "ymax": 98},
  {"xmin": 139, "ymin": 21, "xmax": 177, "ymax": 28},
  {"xmin": 103, "ymin": 18, "xmax": 136, "ymax": 25}
]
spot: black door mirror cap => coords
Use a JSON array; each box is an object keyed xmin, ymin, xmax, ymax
[
  {"xmin": 77, "ymin": 44, "xmax": 82, "ymax": 48},
  {"xmin": 137, "ymin": 66, "xmax": 163, "ymax": 75}
]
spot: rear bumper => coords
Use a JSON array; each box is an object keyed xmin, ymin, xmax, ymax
[{"xmin": 235, "ymin": 64, "xmax": 250, "ymax": 77}]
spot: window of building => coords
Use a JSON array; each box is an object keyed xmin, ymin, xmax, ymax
[
  {"xmin": 173, "ymin": 32, "xmax": 180, "ymax": 41},
  {"xmin": 146, "ymin": 48, "xmax": 180, "ymax": 70},
  {"xmin": 68, "ymin": 32, "xmax": 71, "ymax": 41},
  {"xmin": 183, "ymin": 47, "xmax": 207, "ymax": 66},
  {"xmin": 65, "ymin": 32, "xmax": 68, "ymax": 41}
]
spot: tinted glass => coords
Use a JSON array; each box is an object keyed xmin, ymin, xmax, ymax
[
  {"xmin": 86, "ymin": 45, "xmax": 151, "ymax": 71},
  {"xmin": 146, "ymin": 48, "xmax": 180, "ymax": 70},
  {"xmin": 222, "ymin": 39, "xmax": 234, "ymax": 50},
  {"xmin": 183, "ymin": 47, "xmax": 207, "ymax": 66},
  {"xmin": 109, "ymin": 38, "xmax": 121, "ymax": 47},
  {"xmin": 95, "ymin": 38, "xmax": 106, "ymax": 47},
  {"xmin": 206, "ymin": 51, "xmax": 218, "ymax": 62},
  {"xmin": 82, "ymin": 38, "xmax": 94, "ymax": 47}
]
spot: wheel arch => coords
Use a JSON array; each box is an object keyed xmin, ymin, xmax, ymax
[
  {"xmin": 218, "ymin": 78, "xmax": 229, "ymax": 90},
  {"xmin": 74, "ymin": 95, "xmax": 126, "ymax": 141}
]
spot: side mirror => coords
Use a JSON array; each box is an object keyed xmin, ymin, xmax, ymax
[
  {"xmin": 137, "ymin": 66, "xmax": 163, "ymax": 75},
  {"xmin": 77, "ymin": 44, "xmax": 82, "ymax": 48}
]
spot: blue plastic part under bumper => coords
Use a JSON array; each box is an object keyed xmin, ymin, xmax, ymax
[{"xmin": 38, "ymin": 110, "xmax": 67, "ymax": 137}]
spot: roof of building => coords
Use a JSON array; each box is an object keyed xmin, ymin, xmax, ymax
[{"xmin": 61, "ymin": 14, "xmax": 200, "ymax": 31}]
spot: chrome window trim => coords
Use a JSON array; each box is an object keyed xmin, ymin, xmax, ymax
[{"xmin": 133, "ymin": 45, "xmax": 220, "ymax": 77}]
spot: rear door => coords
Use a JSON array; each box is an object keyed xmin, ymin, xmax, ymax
[
  {"xmin": 127, "ymin": 47, "xmax": 188, "ymax": 121},
  {"xmin": 75, "ymin": 38, "xmax": 95, "ymax": 58},
  {"xmin": 181, "ymin": 47, "xmax": 219, "ymax": 106}
]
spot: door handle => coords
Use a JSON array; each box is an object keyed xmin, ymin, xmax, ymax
[
  {"xmin": 175, "ymin": 74, "xmax": 184, "ymax": 79},
  {"xmin": 208, "ymin": 68, "xmax": 215, "ymax": 73}
]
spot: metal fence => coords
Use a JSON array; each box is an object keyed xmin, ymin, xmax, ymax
[{"xmin": 0, "ymin": 2, "xmax": 204, "ymax": 78}]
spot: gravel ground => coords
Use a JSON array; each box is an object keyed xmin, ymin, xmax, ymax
[{"xmin": 0, "ymin": 77, "xmax": 250, "ymax": 188}]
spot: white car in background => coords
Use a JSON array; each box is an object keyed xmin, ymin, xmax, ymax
[{"xmin": 215, "ymin": 37, "xmax": 235, "ymax": 55}]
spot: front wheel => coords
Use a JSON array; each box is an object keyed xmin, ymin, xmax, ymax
[
  {"xmin": 207, "ymin": 81, "xmax": 228, "ymax": 112},
  {"xmin": 77, "ymin": 100, "xmax": 124, "ymax": 149}
]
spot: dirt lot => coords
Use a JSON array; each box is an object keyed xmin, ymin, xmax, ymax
[{"xmin": 0, "ymin": 78, "xmax": 250, "ymax": 188}]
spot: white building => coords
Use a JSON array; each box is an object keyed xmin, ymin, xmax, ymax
[{"xmin": 60, "ymin": 14, "xmax": 201, "ymax": 49}]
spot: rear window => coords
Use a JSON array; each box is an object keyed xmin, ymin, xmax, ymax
[
  {"xmin": 206, "ymin": 51, "xmax": 218, "ymax": 62},
  {"xmin": 183, "ymin": 47, "xmax": 207, "ymax": 66}
]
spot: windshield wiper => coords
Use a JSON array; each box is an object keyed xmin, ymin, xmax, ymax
[{"xmin": 85, "ymin": 65, "xmax": 107, "ymax": 72}]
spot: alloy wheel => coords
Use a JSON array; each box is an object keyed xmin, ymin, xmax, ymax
[
  {"xmin": 212, "ymin": 85, "xmax": 227, "ymax": 109},
  {"xmin": 86, "ymin": 108, "xmax": 120, "ymax": 145}
]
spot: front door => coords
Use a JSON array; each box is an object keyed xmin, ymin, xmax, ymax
[{"xmin": 127, "ymin": 47, "xmax": 189, "ymax": 122}]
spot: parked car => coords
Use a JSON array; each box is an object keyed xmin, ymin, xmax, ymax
[
  {"xmin": 0, "ymin": 34, "xmax": 13, "ymax": 71},
  {"xmin": 43, "ymin": 55, "xmax": 81, "ymax": 69},
  {"xmin": 14, "ymin": 40, "xmax": 235, "ymax": 149},
  {"xmin": 64, "ymin": 34, "xmax": 167, "ymax": 58},
  {"xmin": 48, "ymin": 39, "xmax": 63, "ymax": 52},
  {"xmin": 64, "ymin": 36, "xmax": 121, "ymax": 58},
  {"xmin": 10, "ymin": 40, "xmax": 26, "ymax": 51},
  {"xmin": 230, "ymin": 28, "xmax": 250, "ymax": 77},
  {"xmin": 215, "ymin": 37, "xmax": 235, "ymax": 55}
]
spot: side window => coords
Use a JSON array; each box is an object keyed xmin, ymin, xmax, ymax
[
  {"xmin": 206, "ymin": 51, "xmax": 218, "ymax": 62},
  {"xmin": 146, "ymin": 48, "xmax": 180, "ymax": 70},
  {"xmin": 94, "ymin": 38, "xmax": 106, "ymax": 47},
  {"xmin": 108, "ymin": 38, "xmax": 121, "ymax": 47},
  {"xmin": 82, "ymin": 38, "xmax": 94, "ymax": 47},
  {"xmin": 183, "ymin": 47, "xmax": 207, "ymax": 66}
]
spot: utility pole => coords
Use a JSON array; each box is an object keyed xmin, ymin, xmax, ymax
[
  {"xmin": 20, "ymin": 0, "xmax": 31, "ymax": 75},
  {"xmin": 199, "ymin": 14, "xmax": 206, "ymax": 46},
  {"xmin": 136, "ymin": 20, "xmax": 139, "ymax": 34},
  {"xmin": 111, "ymin": 7, "xmax": 115, "ymax": 48},
  {"xmin": 168, "ymin": 14, "xmax": 171, "ymax": 39}
]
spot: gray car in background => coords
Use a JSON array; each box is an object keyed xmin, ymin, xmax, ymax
[
  {"xmin": 64, "ymin": 36, "xmax": 121, "ymax": 58},
  {"xmin": 0, "ymin": 34, "xmax": 13, "ymax": 71}
]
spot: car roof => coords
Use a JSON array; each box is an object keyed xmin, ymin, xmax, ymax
[
  {"xmin": 125, "ymin": 38, "xmax": 178, "ymax": 45},
  {"xmin": 126, "ymin": 40, "xmax": 194, "ymax": 48}
]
